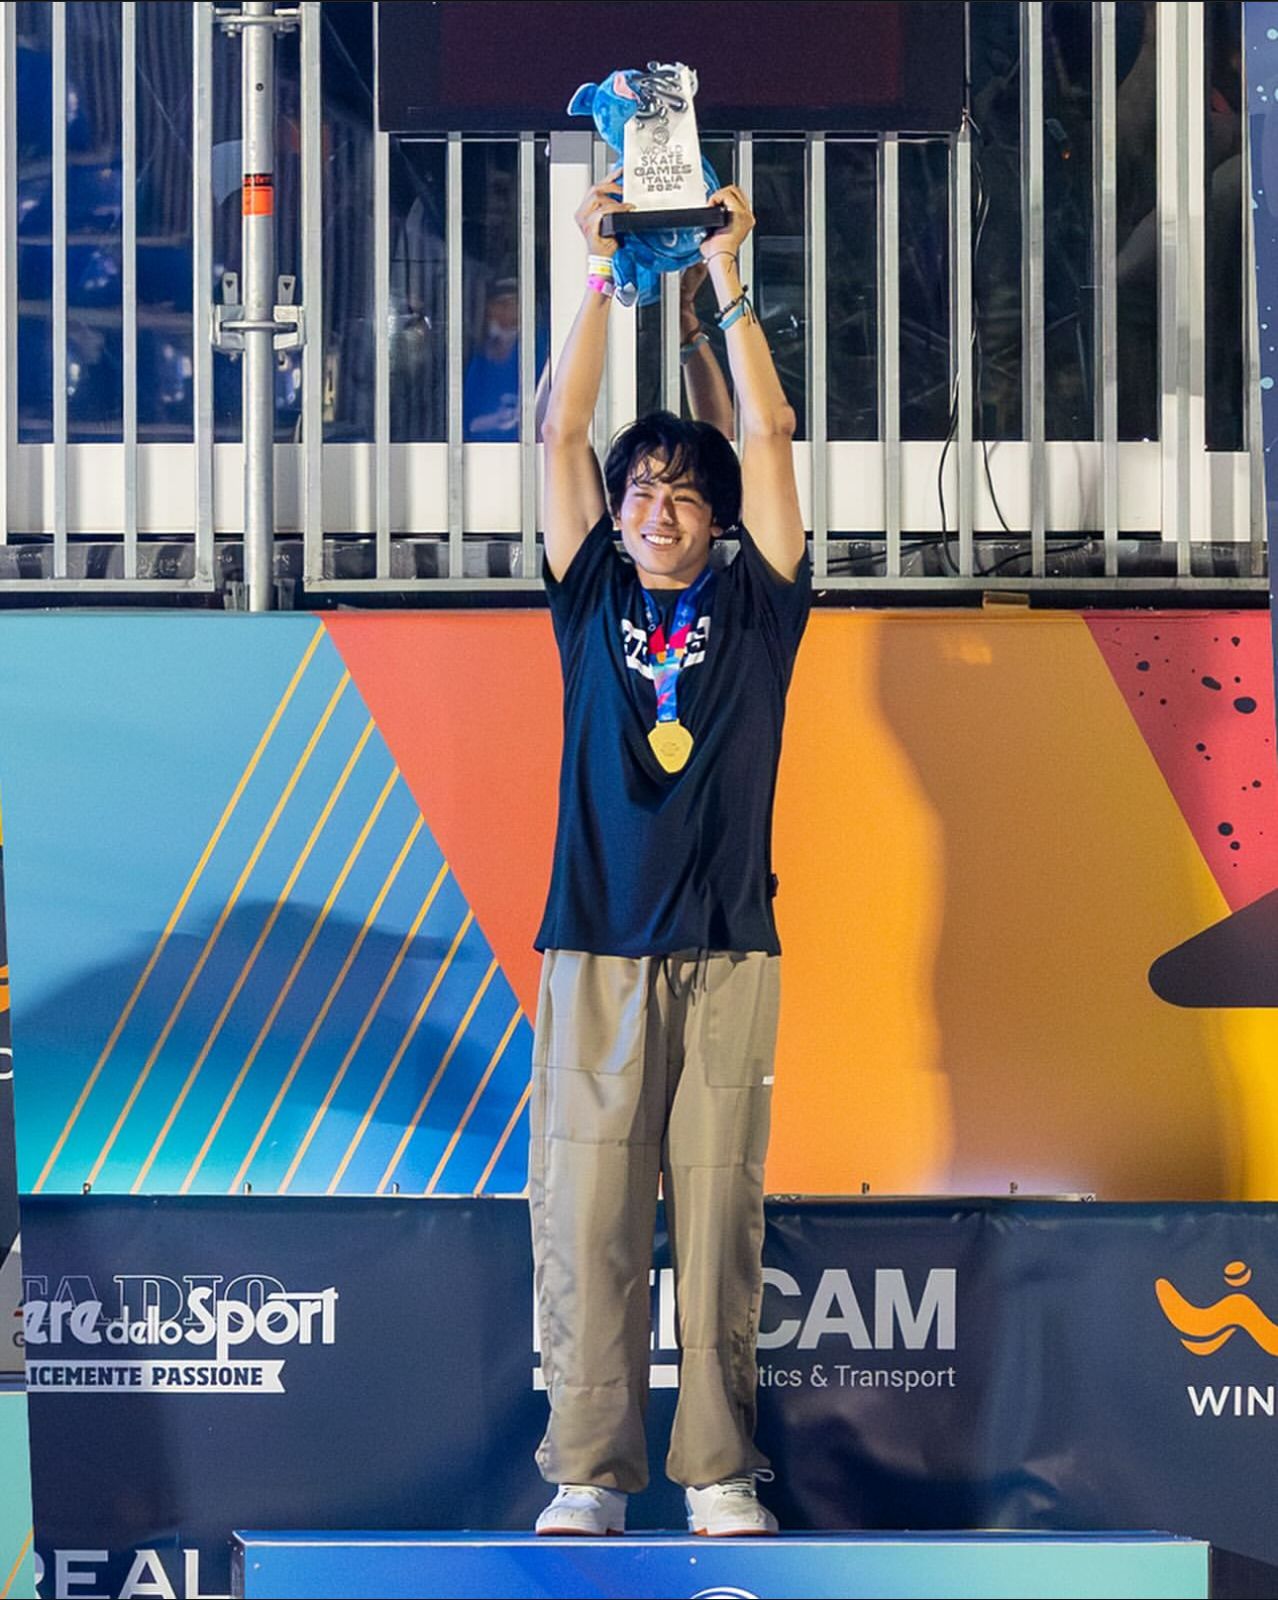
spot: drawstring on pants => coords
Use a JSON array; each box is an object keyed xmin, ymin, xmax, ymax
[{"xmin": 663, "ymin": 952, "xmax": 712, "ymax": 1003}]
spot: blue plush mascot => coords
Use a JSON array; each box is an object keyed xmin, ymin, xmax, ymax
[{"xmin": 567, "ymin": 64, "xmax": 722, "ymax": 307}]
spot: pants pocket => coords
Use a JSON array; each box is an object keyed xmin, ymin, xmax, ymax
[
  {"xmin": 534, "ymin": 953, "xmax": 650, "ymax": 1144},
  {"xmin": 700, "ymin": 955, "xmax": 781, "ymax": 1087}
]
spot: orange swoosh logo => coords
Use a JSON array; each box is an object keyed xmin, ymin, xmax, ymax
[{"xmin": 1155, "ymin": 1277, "xmax": 1278, "ymax": 1356}]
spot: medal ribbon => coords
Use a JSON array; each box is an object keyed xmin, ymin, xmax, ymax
[{"xmin": 641, "ymin": 568, "xmax": 714, "ymax": 726}]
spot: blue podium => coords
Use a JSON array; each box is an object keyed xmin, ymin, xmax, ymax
[{"xmin": 232, "ymin": 1530, "xmax": 1209, "ymax": 1599}]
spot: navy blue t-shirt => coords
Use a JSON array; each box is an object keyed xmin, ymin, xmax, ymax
[{"xmin": 536, "ymin": 518, "xmax": 811, "ymax": 956}]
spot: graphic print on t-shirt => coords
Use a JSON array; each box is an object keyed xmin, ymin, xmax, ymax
[{"xmin": 620, "ymin": 612, "xmax": 712, "ymax": 680}]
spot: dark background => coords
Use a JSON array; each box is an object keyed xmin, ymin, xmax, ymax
[{"xmin": 377, "ymin": 1, "xmax": 966, "ymax": 133}]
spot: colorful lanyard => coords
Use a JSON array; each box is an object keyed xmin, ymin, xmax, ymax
[{"xmin": 641, "ymin": 567, "xmax": 715, "ymax": 728}]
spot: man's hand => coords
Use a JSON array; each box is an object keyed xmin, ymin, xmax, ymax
[
  {"xmin": 575, "ymin": 167, "xmax": 630, "ymax": 257},
  {"xmin": 700, "ymin": 185, "xmax": 756, "ymax": 266}
]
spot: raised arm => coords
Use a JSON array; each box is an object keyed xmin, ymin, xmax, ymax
[
  {"xmin": 541, "ymin": 172, "xmax": 629, "ymax": 581},
  {"xmin": 703, "ymin": 188, "xmax": 806, "ymax": 581},
  {"xmin": 678, "ymin": 264, "xmax": 735, "ymax": 438}
]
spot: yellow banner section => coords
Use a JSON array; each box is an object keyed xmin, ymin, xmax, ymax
[{"xmin": 769, "ymin": 613, "xmax": 1278, "ymax": 1201}]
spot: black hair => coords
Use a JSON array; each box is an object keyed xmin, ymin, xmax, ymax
[{"xmin": 603, "ymin": 411, "xmax": 742, "ymax": 533}]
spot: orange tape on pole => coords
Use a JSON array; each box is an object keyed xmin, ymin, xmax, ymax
[{"xmin": 243, "ymin": 174, "xmax": 274, "ymax": 216}]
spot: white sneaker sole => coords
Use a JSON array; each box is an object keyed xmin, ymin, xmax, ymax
[
  {"xmin": 535, "ymin": 1525, "xmax": 624, "ymax": 1537},
  {"xmin": 690, "ymin": 1525, "xmax": 777, "ymax": 1537}
]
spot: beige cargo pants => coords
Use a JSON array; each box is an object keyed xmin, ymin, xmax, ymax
[{"xmin": 529, "ymin": 948, "xmax": 780, "ymax": 1493}]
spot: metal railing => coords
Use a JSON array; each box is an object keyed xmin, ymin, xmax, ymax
[{"xmin": 0, "ymin": 0, "xmax": 1264, "ymax": 597}]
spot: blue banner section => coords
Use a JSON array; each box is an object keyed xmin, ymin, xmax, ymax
[
  {"xmin": 0, "ymin": 617, "xmax": 532, "ymax": 1199},
  {"xmin": 233, "ymin": 1530, "xmax": 1209, "ymax": 1600},
  {"xmin": 17, "ymin": 1197, "xmax": 1278, "ymax": 1599}
]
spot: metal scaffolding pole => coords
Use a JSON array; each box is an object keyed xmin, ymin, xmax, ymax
[{"xmin": 241, "ymin": 0, "xmax": 278, "ymax": 611}]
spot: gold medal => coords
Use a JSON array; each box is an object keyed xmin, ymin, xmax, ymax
[{"xmin": 648, "ymin": 719, "xmax": 694, "ymax": 773}]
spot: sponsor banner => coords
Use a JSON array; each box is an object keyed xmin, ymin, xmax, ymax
[{"xmin": 17, "ymin": 1196, "xmax": 1278, "ymax": 1598}]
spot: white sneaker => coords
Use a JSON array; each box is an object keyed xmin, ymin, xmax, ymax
[
  {"xmin": 535, "ymin": 1483, "xmax": 627, "ymax": 1536},
  {"xmin": 685, "ymin": 1476, "xmax": 779, "ymax": 1536}
]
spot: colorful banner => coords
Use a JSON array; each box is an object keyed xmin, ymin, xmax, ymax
[
  {"xmin": 234, "ymin": 1529, "xmax": 1208, "ymax": 1600},
  {"xmin": 0, "ymin": 611, "xmax": 1276, "ymax": 1203},
  {"xmin": 17, "ymin": 1195, "xmax": 1278, "ymax": 1597}
]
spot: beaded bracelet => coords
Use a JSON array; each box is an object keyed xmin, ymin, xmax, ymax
[{"xmin": 714, "ymin": 287, "xmax": 752, "ymax": 330}]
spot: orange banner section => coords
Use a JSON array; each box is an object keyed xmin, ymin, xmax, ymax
[
  {"xmin": 324, "ymin": 614, "xmax": 560, "ymax": 1025},
  {"xmin": 325, "ymin": 610, "xmax": 1278, "ymax": 1203}
]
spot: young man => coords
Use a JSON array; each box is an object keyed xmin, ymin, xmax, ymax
[{"xmin": 531, "ymin": 172, "xmax": 810, "ymax": 1538}]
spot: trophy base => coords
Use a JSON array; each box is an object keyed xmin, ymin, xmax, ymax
[{"xmin": 600, "ymin": 205, "xmax": 730, "ymax": 239}]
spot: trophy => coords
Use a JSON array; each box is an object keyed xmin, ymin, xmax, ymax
[
  {"xmin": 606, "ymin": 64, "xmax": 726, "ymax": 238},
  {"xmin": 568, "ymin": 63, "xmax": 728, "ymax": 304}
]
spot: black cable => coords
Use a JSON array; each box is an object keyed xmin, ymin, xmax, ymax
[
  {"xmin": 971, "ymin": 269, "xmax": 1015, "ymax": 540},
  {"xmin": 936, "ymin": 375, "xmax": 961, "ymax": 574},
  {"xmin": 935, "ymin": 111, "xmax": 1028, "ymax": 575},
  {"xmin": 979, "ymin": 539, "xmax": 1093, "ymax": 577},
  {"xmin": 825, "ymin": 538, "xmax": 941, "ymax": 576},
  {"xmin": 937, "ymin": 109, "xmax": 998, "ymax": 575},
  {"xmin": 967, "ymin": 132, "xmax": 1017, "ymax": 555}
]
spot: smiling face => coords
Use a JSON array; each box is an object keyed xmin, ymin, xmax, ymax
[{"xmin": 615, "ymin": 454, "xmax": 721, "ymax": 589}]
